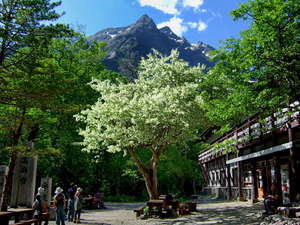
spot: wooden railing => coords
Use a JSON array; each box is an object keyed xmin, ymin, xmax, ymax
[{"xmin": 199, "ymin": 101, "xmax": 300, "ymax": 162}]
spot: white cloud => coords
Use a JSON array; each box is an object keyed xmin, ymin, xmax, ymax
[
  {"xmin": 187, "ymin": 22, "xmax": 197, "ymax": 29},
  {"xmin": 198, "ymin": 20, "xmax": 207, "ymax": 31},
  {"xmin": 182, "ymin": 0, "xmax": 204, "ymax": 9},
  {"xmin": 138, "ymin": 0, "xmax": 179, "ymax": 15},
  {"xmin": 187, "ymin": 20, "xmax": 208, "ymax": 31},
  {"xmin": 157, "ymin": 17, "xmax": 188, "ymax": 37}
]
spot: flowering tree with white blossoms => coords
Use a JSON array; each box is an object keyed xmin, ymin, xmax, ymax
[{"xmin": 76, "ymin": 50, "xmax": 205, "ymax": 199}]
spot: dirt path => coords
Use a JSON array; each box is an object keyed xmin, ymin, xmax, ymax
[{"xmin": 48, "ymin": 197, "xmax": 264, "ymax": 225}]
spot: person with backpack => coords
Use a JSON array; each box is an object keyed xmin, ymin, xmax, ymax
[
  {"xmin": 54, "ymin": 187, "xmax": 66, "ymax": 225},
  {"xmin": 33, "ymin": 187, "xmax": 49, "ymax": 225}
]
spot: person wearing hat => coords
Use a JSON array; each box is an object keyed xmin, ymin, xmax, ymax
[
  {"xmin": 74, "ymin": 187, "xmax": 83, "ymax": 223},
  {"xmin": 54, "ymin": 187, "xmax": 66, "ymax": 225}
]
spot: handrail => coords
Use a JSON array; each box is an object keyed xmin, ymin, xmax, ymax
[{"xmin": 199, "ymin": 101, "xmax": 300, "ymax": 161}]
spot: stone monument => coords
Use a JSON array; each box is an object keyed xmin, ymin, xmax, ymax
[{"xmin": 10, "ymin": 155, "xmax": 37, "ymax": 208}]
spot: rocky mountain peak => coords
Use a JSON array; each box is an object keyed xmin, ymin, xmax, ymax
[
  {"xmin": 90, "ymin": 15, "xmax": 215, "ymax": 79},
  {"xmin": 136, "ymin": 14, "xmax": 154, "ymax": 24},
  {"xmin": 133, "ymin": 14, "xmax": 157, "ymax": 30}
]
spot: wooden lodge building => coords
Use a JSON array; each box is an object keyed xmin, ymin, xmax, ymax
[{"xmin": 198, "ymin": 102, "xmax": 300, "ymax": 204}]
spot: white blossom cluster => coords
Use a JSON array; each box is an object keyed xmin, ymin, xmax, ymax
[{"xmin": 75, "ymin": 50, "xmax": 205, "ymax": 154}]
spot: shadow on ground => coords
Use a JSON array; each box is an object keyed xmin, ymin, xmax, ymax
[
  {"xmin": 47, "ymin": 196, "xmax": 265, "ymax": 225},
  {"xmin": 145, "ymin": 196, "xmax": 263, "ymax": 225}
]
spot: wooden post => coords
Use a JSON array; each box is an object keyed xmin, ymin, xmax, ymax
[
  {"xmin": 235, "ymin": 128, "xmax": 244, "ymax": 201},
  {"xmin": 202, "ymin": 163, "xmax": 209, "ymax": 187},
  {"xmin": 251, "ymin": 161, "xmax": 257, "ymax": 204},
  {"xmin": 287, "ymin": 123, "xmax": 297, "ymax": 201},
  {"xmin": 237, "ymin": 161, "xmax": 243, "ymax": 201},
  {"xmin": 226, "ymin": 154, "xmax": 232, "ymax": 200}
]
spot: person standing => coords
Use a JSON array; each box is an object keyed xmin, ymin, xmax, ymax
[
  {"xmin": 54, "ymin": 187, "xmax": 66, "ymax": 225},
  {"xmin": 35, "ymin": 187, "xmax": 49, "ymax": 225},
  {"xmin": 67, "ymin": 183, "xmax": 77, "ymax": 222},
  {"xmin": 74, "ymin": 187, "xmax": 83, "ymax": 223},
  {"xmin": 32, "ymin": 195, "xmax": 43, "ymax": 225}
]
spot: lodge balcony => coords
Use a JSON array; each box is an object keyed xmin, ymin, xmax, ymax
[
  {"xmin": 198, "ymin": 101, "xmax": 300, "ymax": 203},
  {"xmin": 199, "ymin": 101, "xmax": 300, "ymax": 164}
]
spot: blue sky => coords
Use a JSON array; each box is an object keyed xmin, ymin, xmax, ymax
[{"xmin": 57, "ymin": 0, "xmax": 250, "ymax": 48}]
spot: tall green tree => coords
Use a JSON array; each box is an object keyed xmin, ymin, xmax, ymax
[
  {"xmin": 0, "ymin": 0, "xmax": 75, "ymax": 210},
  {"xmin": 37, "ymin": 39, "xmax": 125, "ymax": 191},
  {"xmin": 0, "ymin": 35, "xmax": 114, "ymax": 210},
  {"xmin": 76, "ymin": 50, "xmax": 206, "ymax": 199},
  {"xmin": 201, "ymin": 0, "xmax": 300, "ymax": 127},
  {"xmin": 0, "ymin": 0, "xmax": 72, "ymax": 69}
]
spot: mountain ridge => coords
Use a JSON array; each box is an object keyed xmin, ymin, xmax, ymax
[{"xmin": 90, "ymin": 14, "xmax": 215, "ymax": 79}]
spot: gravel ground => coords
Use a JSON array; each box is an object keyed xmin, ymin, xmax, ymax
[
  {"xmin": 9, "ymin": 196, "xmax": 300, "ymax": 224},
  {"xmin": 46, "ymin": 196, "xmax": 267, "ymax": 225},
  {"xmin": 45, "ymin": 196, "xmax": 300, "ymax": 225}
]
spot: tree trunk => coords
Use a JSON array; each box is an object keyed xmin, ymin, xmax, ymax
[
  {"xmin": 192, "ymin": 179, "xmax": 196, "ymax": 195},
  {"xmin": 1, "ymin": 151, "xmax": 17, "ymax": 211},
  {"xmin": 0, "ymin": 109, "xmax": 26, "ymax": 211},
  {"xmin": 142, "ymin": 170, "xmax": 159, "ymax": 200},
  {"xmin": 127, "ymin": 148, "xmax": 160, "ymax": 200}
]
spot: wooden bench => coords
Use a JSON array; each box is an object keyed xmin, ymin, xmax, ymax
[
  {"xmin": 12, "ymin": 218, "xmax": 39, "ymax": 225},
  {"xmin": 277, "ymin": 206, "xmax": 300, "ymax": 218},
  {"xmin": 147, "ymin": 200, "xmax": 164, "ymax": 217},
  {"xmin": 8, "ymin": 208, "xmax": 34, "ymax": 222},
  {"xmin": 0, "ymin": 211, "xmax": 14, "ymax": 225},
  {"xmin": 133, "ymin": 206, "xmax": 145, "ymax": 217},
  {"xmin": 0, "ymin": 209, "xmax": 39, "ymax": 225}
]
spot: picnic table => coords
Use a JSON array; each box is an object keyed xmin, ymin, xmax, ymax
[
  {"xmin": 147, "ymin": 200, "xmax": 164, "ymax": 217},
  {"xmin": 0, "ymin": 208, "xmax": 37, "ymax": 225},
  {"xmin": 8, "ymin": 208, "xmax": 34, "ymax": 223},
  {"xmin": 146, "ymin": 197, "xmax": 180, "ymax": 217},
  {"xmin": 0, "ymin": 211, "xmax": 14, "ymax": 225}
]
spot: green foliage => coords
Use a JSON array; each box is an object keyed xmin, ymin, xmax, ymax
[
  {"xmin": 0, "ymin": 32, "xmax": 122, "ymax": 191},
  {"xmin": 0, "ymin": 0, "xmax": 73, "ymax": 69},
  {"xmin": 202, "ymin": 0, "xmax": 300, "ymax": 127},
  {"xmin": 158, "ymin": 143, "xmax": 204, "ymax": 197},
  {"xmin": 211, "ymin": 139, "xmax": 238, "ymax": 154},
  {"xmin": 30, "ymin": 38, "xmax": 124, "ymax": 189}
]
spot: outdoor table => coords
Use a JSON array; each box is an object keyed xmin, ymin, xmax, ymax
[
  {"xmin": 146, "ymin": 200, "xmax": 164, "ymax": 217},
  {"xmin": 82, "ymin": 197, "xmax": 93, "ymax": 209},
  {"xmin": 0, "ymin": 211, "xmax": 14, "ymax": 225},
  {"xmin": 8, "ymin": 208, "xmax": 34, "ymax": 222}
]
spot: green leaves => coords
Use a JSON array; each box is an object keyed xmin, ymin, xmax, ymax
[
  {"xmin": 0, "ymin": 0, "xmax": 73, "ymax": 69},
  {"xmin": 201, "ymin": 0, "xmax": 300, "ymax": 127}
]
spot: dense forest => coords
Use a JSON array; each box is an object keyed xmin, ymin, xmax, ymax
[{"xmin": 0, "ymin": 0, "xmax": 299, "ymax": 210}]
